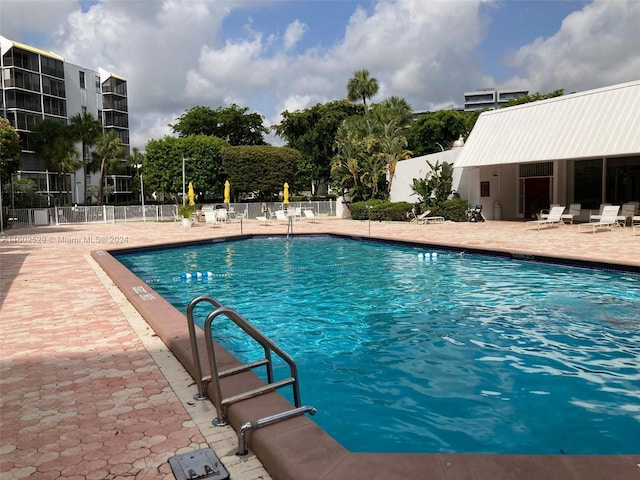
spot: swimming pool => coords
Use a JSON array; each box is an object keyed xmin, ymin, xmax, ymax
[{"xmin": 115, "ymin": 235, "xmax": 640, "ymax": 454}]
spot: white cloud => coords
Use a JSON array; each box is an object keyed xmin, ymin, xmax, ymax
[
  {"xmin": 283, "ymin": 19, "xmax": 307, "ymax": 51},
  {"xmin": 502, "ymin": 0, "xmax": 640, "ymax": 94},
  {"xmin": 3, "ymin": 0, "xmax": 640, "ymax": 152}
]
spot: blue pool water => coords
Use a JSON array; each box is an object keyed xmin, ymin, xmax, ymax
[{"xmin": 116, "ymin": 236, "xmax": 640, "ymax": 454}]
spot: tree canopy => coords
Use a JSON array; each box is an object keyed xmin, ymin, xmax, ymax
[
  {"xmin": 92, "ymin": 131, "xmax": 124, "ymax": 205},
  {"xmin": 69, "ymin": 112, "xmax": 102, "ymax": 202},
  {"xmin": 347, "ymin": 69, "xmax": 379, "ymax": 111},
  {"xmin": 0, "ymin": 117, "xmax": 21, "ymax": 181},
  {"xmin": 221, "ymin": 145, "xmax": 300, "ymax": 201},
  {"xmin": 31, "ymin": 119, "xmax": 81, "ymax": 204},
  {"xmin": 406, "ymin": 110, "xmax": 479, "ymax": 156},
  {"xmin": 143, "ymin": 135, "xmax": 229, "ymax": 202},
  {"xmin": 502, "ymin": 89, "xmax": 565, "ymax": 107},
  {"xmin": 170, "ymin": 104, "xmax": 269, "ymax": 145},
  {"xmin": 274, "ymin": 100, "xmax": 363, "ymax": 195},
  {"xmin": 331, "ymin": 97, "xmax": 413, "ymax": 202}
]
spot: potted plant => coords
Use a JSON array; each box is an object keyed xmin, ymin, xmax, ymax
[{"xmin": 178, "ymin": 204, "xmax": 194, "ymax": 228}]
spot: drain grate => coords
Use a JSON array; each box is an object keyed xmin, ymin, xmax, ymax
[{"xmin": 168, "ymin": 448, "xmax": 230, "ymax": 480}]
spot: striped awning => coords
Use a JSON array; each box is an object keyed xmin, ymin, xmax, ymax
[{"xmin": 455, "ymin": 80, "xmax": 640, "ymax": 168}]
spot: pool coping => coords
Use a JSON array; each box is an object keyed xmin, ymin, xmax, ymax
[{"xmin": 91, "ymin": 233, "xmax": 640, "ymax": 480}]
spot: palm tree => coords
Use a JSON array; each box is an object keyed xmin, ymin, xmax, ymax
[
  {"xmin": 347, "ymin": 69, "xmax": 379, "ymax": 112},
  {"xmin": 57, "ymin": 146, "xmax": 82, "ymax": 205},
  {"xmin": 126, "ymin": 147, "xmax": 146, "ymax": 202},
  {"xmin": 375, "ymin": 96, "xmax": 413, "ymax": 126},
  {"xmin": 32, "ymin": 119, "xmax": 81, "ymax": 204},
  {"xmin": 92, "ymin": 132, "xmax": 124, "ymax": 205},
  {"xmin": 69, "ymin": 113, "xmax": 102, "ymax": 203},
  {"xmin": 379, "ymin": 121, "xmax": 411, "ymax": 197}
]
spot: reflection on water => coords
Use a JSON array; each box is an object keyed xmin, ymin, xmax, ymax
[{"xmin": 116, "ymin": 237, "xmax": 640, "ymax": 454}]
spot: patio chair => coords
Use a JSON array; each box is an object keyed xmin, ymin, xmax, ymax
[
  {"xmin": 467, "ymin": 205, "xmax": 485, "ymax": 222},
  {"xmin": 256, "ymin": 214, "xmax": 270, "ymax": 225},
  {"xmin": 589, "ymin": 204, "xmax": 611, "ymax": 222},
  {"xmin": 204, "ymin": 211, "xmax": 218, "ymax": 224},
  {"xmin": 632, "ymin": 215, "xmax": 640, "ymax": 236},
  {"xmin": 303, "ymin": 209, "xmax": 319, "ymax": 222},
  {"xmin": 561, "ymin": 203, "xmax": 581, "ymax": 224},
  {"xmin": 527, "ymin": 206, "xmax": 566, "ymax": 230},
  {"xmin": 215, "ymin": 209, "xmax": 228, "ymax": 223},
  {"xmin": 231, "ymin": 210, "xmax": 246, "ymax": 223},
  {"xmin": 418, "ymin": 213, "xmax": 445, "ymax": 224},
  {"xmin": 274, "ymin": 210, "xmax": 289, "ymax": 224},
  {"xmin": 411, "ymin": 210, "xmax": 431, "ymax": 224},
  {"xmin": 579, "ymin": 205, "xmax": 621, "ymax": 233},
  {"xmin": 618, "ymin": 203, "xmax": 638, "ymax": 226}
]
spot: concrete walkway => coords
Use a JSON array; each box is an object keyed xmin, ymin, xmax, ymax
[{"xmin": 1, "ymin": 218, "xmax": 638, "ymax": 479}]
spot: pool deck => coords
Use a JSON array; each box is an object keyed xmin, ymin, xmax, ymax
[{"xmin": 1, "ymin": 218, "xmax": 639, "ymax": 479}]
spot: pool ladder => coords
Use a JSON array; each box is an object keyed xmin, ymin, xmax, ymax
[{"xmin": 186, "ymin": 295, "xmax": 316, "ymax": 455}]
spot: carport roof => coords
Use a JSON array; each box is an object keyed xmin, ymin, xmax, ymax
[{"xmin": 455, "ymin": 80, "xmax": 640, "ymax": 168}]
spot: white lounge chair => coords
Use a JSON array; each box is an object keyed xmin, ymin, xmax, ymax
[
  {"xmin": 419, "ymin": 213, "xmax": 445, "ymax": 224},
  {"xmin": 579, "ymin": 205, "xmax": 621, "ymax": 233},
  {"xmin": 303, "ymin": 209, "xmax": 319, "ymax": 222},
  {"xmin": 274, "ymin": 210, "xmax": 289, "ymax": 224},
  {"xmin": 410, "ymin": 211, "xmax": 431, "ymax": 224},
  {"xmin": 589, "ymin": 204, "xmax": 611, "ymax": 222},
  {"xmin": 527, "ymin": 206, "xmax": 565, "ymax": 230}
]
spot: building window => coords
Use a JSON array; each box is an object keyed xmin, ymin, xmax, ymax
[
  {"xmin": 606, "ymin": 157, "xmax": 640, "ymax": 205},
  {"xmin": 79, "ymin": 71, "xmax": 85, "ymax": 89},
  {"xmin": 520, "ymin": 162, "xmax": 553, "ymax": 177},
  {"xmin": 573, "ymin": 159, "xmax": 603, "ymax": 209},
  {"xmin": 41, "ymin": 56, "xmax": 64, "ymax": 78},
  {"xmin": 95, "ymin": 75, "xmax": 101, "ymax": 89}
]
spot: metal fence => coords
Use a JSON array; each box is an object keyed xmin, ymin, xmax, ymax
[{"xmin": 2, "ymin": 200, "xmax": 336, "ymax": 230}]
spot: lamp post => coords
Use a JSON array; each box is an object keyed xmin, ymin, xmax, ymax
[{"xmin": 135, "ymin": 164, "xmax": 145, "ymax": 221}]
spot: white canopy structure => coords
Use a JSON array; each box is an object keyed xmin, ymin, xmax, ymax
[{"xmin": 455, "ymin": 80, "xmax": 640, "ymax": 169}]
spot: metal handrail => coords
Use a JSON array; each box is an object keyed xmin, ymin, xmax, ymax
[
  {"xmin": 186, "ymin": 295, "xmax": 224, "ymax": 400},
  {"xmin": 237, "ymin": 406, "xmax": 317, "ymax": 455},
  {"xmin": 203, "ymin": 306, "xmax": 302, "ymax": 426}
]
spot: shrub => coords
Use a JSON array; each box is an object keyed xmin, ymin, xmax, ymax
[
  {"xmin": 349, "ymin": 200, "xmax": 414, "ymax": 221},
  {"xmin": 436, "ymin": 198, "xmax": 470, "ymax": 222},
  {"xmin": 349, "ymin": 200, "xmax": 384, "ymax": 220},
  {"xmin": 385, "ymin": 202, "xmax": 415, "ymax": 221}
]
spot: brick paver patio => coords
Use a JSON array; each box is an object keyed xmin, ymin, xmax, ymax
[{"xmin": 1, "ymin": 218, "xmax": 638, "ymax": 479}]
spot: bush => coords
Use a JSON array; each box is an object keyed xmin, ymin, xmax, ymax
[
  {"xmin": 349, "ymin": 200, "xmax": 384, "ymax": 220},
  {"xmin": 349, "ymin": 200, "xmax": 414, "ymax": 221},
  {"xmin": 436, "ymin": 198, "xmax": 470, "ymax": 222}
]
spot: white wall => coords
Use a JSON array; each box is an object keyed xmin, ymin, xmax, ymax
[
  {"xmin": 390, "ymin": 149, "xmax": 463, "ymax": 203},
  {"xmin": 390, "ymin": 148, "xmax": 523, "ymax": 220}
]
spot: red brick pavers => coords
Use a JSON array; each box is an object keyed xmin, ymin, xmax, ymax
[{"xmin": 1, "ymin": 219, "xmax": 638, "ymax": 479}]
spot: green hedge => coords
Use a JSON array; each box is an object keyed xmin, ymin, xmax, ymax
[
  {"xmin": 349, "ymin": 199, "xmax": 470, "ymax": 222},
  {"xmin": 436, "ymin": 199, "xmax": 470, "ymax": 222},
  {"xmin": 349, "ymin": 200, "xmax": 414, "ymax": 221}
]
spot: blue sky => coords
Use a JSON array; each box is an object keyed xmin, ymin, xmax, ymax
[{"xmin": 2, "ymin": 0, "xmax": 639, "ymax": 148}]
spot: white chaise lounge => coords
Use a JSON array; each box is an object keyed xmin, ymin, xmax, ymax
[
  {"xmin": 579, "ymin": 205, "xmax": 621, "ymax": 233},
  {"xmin": 527, "ymin": 206, "xmax": 565, "ymax": 230}
]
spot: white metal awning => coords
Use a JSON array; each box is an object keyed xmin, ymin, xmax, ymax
[{"xmin": 455, "ymin": 80, "xmax": 640, "ymax": 168}]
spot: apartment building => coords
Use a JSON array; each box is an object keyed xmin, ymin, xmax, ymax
[
  {"xmin": 464, "ymin": 88, "xmax": 528, "ymax": 111},
  {"xmin": 0, "ymin": 35, "xmax": 130, "ymax": 204}
]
